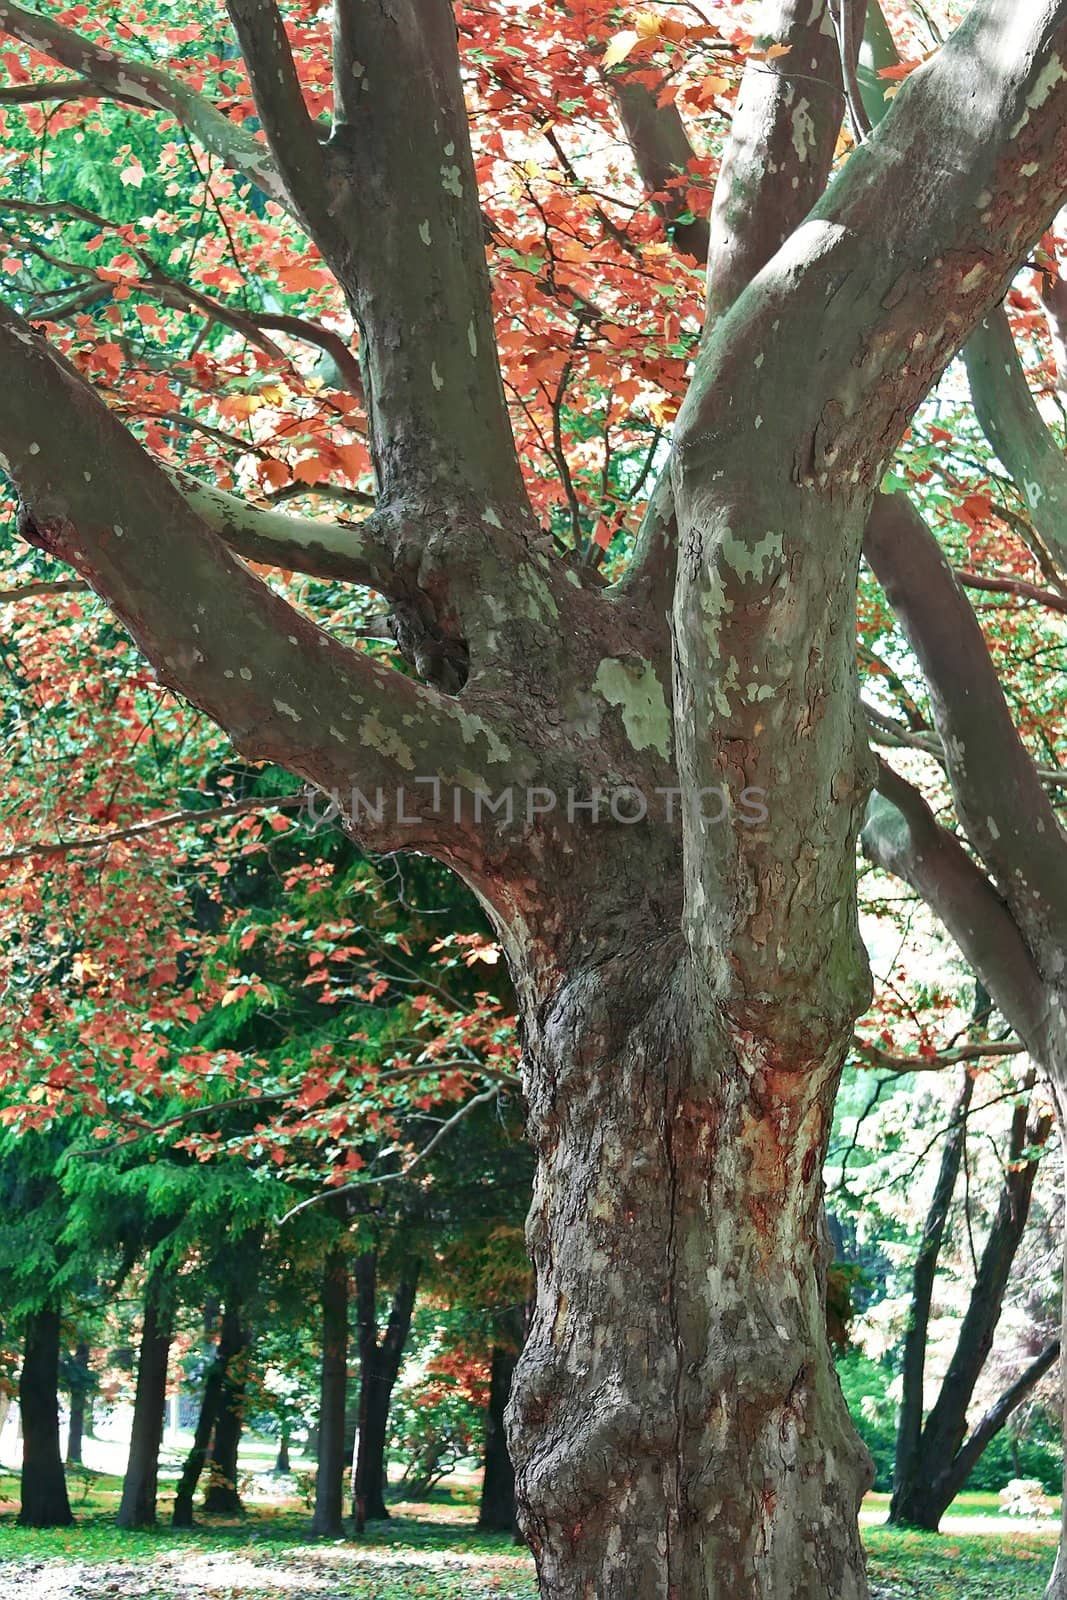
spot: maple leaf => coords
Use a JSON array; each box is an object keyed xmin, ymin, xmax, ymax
[
  {"xmin": 293, "ymin": 453, "xmax": 333, "ymax": 484},
  {"xmin": 604, "ymin": 30, "xmax": 639, "ymax": 68}
]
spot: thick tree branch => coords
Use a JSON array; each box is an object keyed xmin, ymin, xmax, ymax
[
  {"xmin": 618, "ymin": 0, "xmax": 845, "ymax": 611},
  {"xmin": 705, "ymin": 0, "xmax": 846, "ymax": 327},
  {"xmin": 681, "ymin": 2, "xmax": 1067, "ymax": 498},
  {"xmin": 266, "ymin": 481, "xmax": 373, "ymax": 512},
  {"xmin": 865, "ymin": 493, "xmax": 1067, "ymax": 940},
  {"xmin": 942, "ymin": 1337, "xmax": 1061, "ymax": 1498},
  {"xmin": 223, "ymin": 0, "xmax": 328, "ymax": 231},
  {"xmin": 609, "ymin": 72, "xmax": 710, "ymax": 263},
  {"xmin": 966, "ymin": 306, "xmax": 1067, "ymax": 569},
  {"xmin": 0, "ymin": 576, "xmax": 87, "ymax": 602},
  {"xmin": 862, "ymin": 6, "xmax": 1067, "ymax": 592},
  {"xmin": 0, "ymin": 2, "xmax": 284, "ymax": 202},
  {"xmin": 0, "ymin": 76, "xmax": 140, "ymax": 106},
  {"xmin": 317, "ymin": 0, "xmax": 526, "ymax": 519},
  {"xmin": 165, "ymin": 472, "xmax": 395, "ymax": 592},
  {"xmin": 0, "ymin": 301, "xmax": 513, "ymax": 857},
  {"xmin": 862, "ymin": 762, "xmax": 1052, "ymax": 1057},
  {"xmin": 955, "ymin": 568, "xmax": 1067, "ymax": 614}
]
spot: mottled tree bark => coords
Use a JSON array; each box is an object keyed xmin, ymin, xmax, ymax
[
  {"xmin": 117, "ymin": 1277, "xmax": 172, "ymax": 1529},
  {"xmin": 18, "ymin": 1307, "xmax": 73, "ymax": 1527},
  {"xmin": 510, "ymin": 933, "xmax": 872, "ymax": 1598}
]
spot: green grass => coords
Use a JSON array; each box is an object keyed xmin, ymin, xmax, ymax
[
  {"xmin": 866, "ymin": 1527, "xmax": 1057, "ymax": 1598},
  {"xmin": 0, "ymin": 1479, "xmax": 1058, "ymax": 1598}
]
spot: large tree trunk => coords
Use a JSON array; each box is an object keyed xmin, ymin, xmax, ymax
[
  {"xmin": 352, "ymin": 1253, "xmax": 420, "ymax": 1526},
  {"xmin": 201, "ymin": 1306, "xmax": 250, "ymax": 1514},
  {"xmin": 478, "ymin": 1342, "xmax": 520, "ymax": 1534},
  {"xmin": 65, "ymin": 1340, "xmax": 91, "ymax": 1468},
  {"xmin": 311, "ymin": 1243, "xmax": 348, "ymax": 1537},
  {"xmin": 117, "ymin": 1278, "xmax": 172, "ymax": 1529},
  {"xmin": 507, "ymin": 946, "xmax": 872, "ymax": 1599},
  {"xmin": 18, "ymin": 1307, "xmax": 73, "ymax": 1528}
]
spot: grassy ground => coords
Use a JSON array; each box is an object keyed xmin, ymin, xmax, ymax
[{"xmin": 0, "ymin": 1469, "xmax": 1058, "ymax": 1599}]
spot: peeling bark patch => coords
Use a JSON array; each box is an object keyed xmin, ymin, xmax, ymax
[
  {"xmin": 791, "ymin": 100, "xmax": 816, "ymax": 162},
  {"xmin": 957, "ymin": 262, "xmax": 988, "ymax": 294},
  {"xmin": 454, "ymin": 707, "xmax": 511, "ymax": 764},
  {"xmin": 358, "ymin": 713, "xmax": 414, "ymax": 770},
  {"xmin": 1010, "ymin": 55, "xmax": 1066, "ymax": 138},
  {"xmin": 721, "ymin": 528, "xmax": 784, "ymax": 583},
  {"xmin": 593, "ymin": 656, "xmax": 672, "ymax": 761}
]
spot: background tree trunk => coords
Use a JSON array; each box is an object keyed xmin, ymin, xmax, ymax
[
  {"xmin": 18, "ymin": 1306, "xmax": 73, "ymax": 1527},
  {"xmin": 117, "ymin": 1277, "xmax": 172, "ymax": 1529},
  {"xmin": 64, "ymin": 1340, "xmax": 91, "ymax": 1468},
  {"xmin": 890, "ymin": 1070, "xmax": 974, "ymax": 1522},
  {"xmin": 274, "ymin": 1430, "xmax": 290, "ymax": 1474},
  {"xmin": 891, "ymin": 1078, "xmax": 1052, "ymax": 1529},
  {"xmin": 171, "ymin": 1364, "xmax": 221, "ymax": 1527},
  {"xmin": 311, "ymin": 1243, "xmax": 348, "ymax": 1537},
  {"xmin": 201, "ymin": 1305, "xmax": 249, "ymax": 1514},
  {"xmin": 478, "ymin": 1342, "xmax": 519, "ymax": 1534},
  {"xmin": 352, "ymin": 1253, "xmax": 420, "ymax": 1526},
  {"xmin": 172, "ymin": 1302, "xmax": 245, "ymax": 1527}
]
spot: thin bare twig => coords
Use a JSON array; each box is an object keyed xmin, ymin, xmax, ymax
[
  {"xmin": 0, "ymin": 794, "xmax": 303, "ymax": 864},
  {"xmin": 276, "ymin": 1085, "xmax": 502, "ymax": 1224}
]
